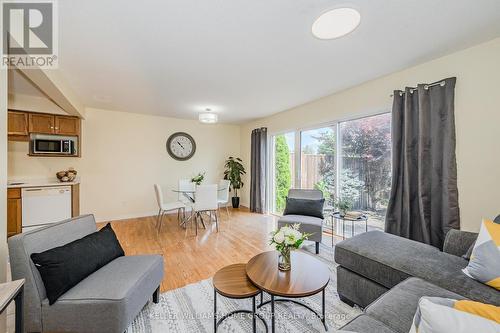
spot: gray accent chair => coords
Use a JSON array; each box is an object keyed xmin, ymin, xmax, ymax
[
  {"xmin": 336, "ymin": 219, "xmax": 500, "ymax": 333},
  {"xmin": 8, "ymin": 214, "xmax": 164, "ymax": 333},
  {"xmin": 278, "ymin": 189, "xmax": 324, "ymax": 254}
]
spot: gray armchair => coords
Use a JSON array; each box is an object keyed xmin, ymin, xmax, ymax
[
  {"xmin": 8, "ymin": 214, "xmax": 164, "ymax": 333},
  {"xmin": 278, "ymin": 189, "xmax": 324, "ymax": 254}
]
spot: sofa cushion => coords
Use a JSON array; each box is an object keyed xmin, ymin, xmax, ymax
[
  {"xmin": 462, "ymin": 219, "xmax": 500, "ymax": 290},
  {"xmin": 340, "ymin": 314, "xmax": 397, "ymax": 333},
  {"xmin": 365, "ymin": 278, "xmax": 466, "ymax": 333},
  {"xmin": 42, "ymin": 255, "xmax": 163, "ymax": 333},
  {"xmin": 335, "ymin": 231, "xmax": 500, "ymax": 305},
  {"xmin": 31, "ymin": 223, "xmax": 124, "ymax": 304},
  {"xmin": 283, "ymin": 197, "xmax": 325, "ymax": 219},
  {"xmin": 278, "ymin": 215, "xmax": 323, "ymax": 242}
]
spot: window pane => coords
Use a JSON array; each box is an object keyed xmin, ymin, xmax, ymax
[
  {"xmin": 340, "ymin": 113, "xmax": 391, "ymax": 231},
  {"xmin": 300, "ymin": 126, "xmax": 336, "ymax": 207},
  {"xmin": 273, "ymin": 133, "xmax": 295, "ymax": 214}
]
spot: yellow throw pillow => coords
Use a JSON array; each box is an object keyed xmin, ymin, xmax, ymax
[
  {"xmin": 409, "ymin": 297, "xmax": 500, "ymax": 333},
  {"xmin": 462, "ymin": 219, "xmax": 500, "ymax": 290}
]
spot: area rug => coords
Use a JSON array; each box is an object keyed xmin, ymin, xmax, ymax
[{"xmin": 126, "ymin": 243, "xmax": 361, "ymax": 332}]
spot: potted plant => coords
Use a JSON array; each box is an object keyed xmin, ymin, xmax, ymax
[
  {"xmin": 335, "ymin": 197, "xmax": 353, "ymax": 217},
  {"xmin": 270, "ymin": 224, "xmax": 311, "ymax": 271},
  {"xmin": 191, "ymin": 172, "xmax": 205, "ymax": 185},
  {"xmin": 223, "ymin": 157, "xmax": 246, "ymax": 208}
]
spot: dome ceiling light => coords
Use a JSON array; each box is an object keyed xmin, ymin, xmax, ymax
[{"xmin": 312, "ymin": 8, "xmax": 361, "ymax": 40}]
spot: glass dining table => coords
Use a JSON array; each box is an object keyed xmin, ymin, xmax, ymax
[{"xmin": 171, "ymin": 186, "xmax": 227, "ymax": 228}]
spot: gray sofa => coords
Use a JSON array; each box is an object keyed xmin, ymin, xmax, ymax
[
  {"xmin": 336, "ymin": 223, "xmax": 500, "ymax": 333},
  {"xmin": 278, "ymin": 189, "xmax": 324, "ymax": 254},
  {"xmin": 8, "ymin": 214, "xmax": 164, "ymax": 333}
]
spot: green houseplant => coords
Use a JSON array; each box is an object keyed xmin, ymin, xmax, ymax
[
  {"xmin": 223, "ymin": 157, "xmax": 246, "ymax": 208},
  {"xmin": 191, "ymin": 172, "xmax": 205, "ymax": 185}
]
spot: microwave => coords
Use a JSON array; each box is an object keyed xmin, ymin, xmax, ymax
[{"xmin": 31, "ymin": 135, "xmax": 77, "ymax": 155}]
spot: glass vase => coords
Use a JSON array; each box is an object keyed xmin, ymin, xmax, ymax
[{"xmin": 278, "ymin": 247, "xmax": 291, "ymax": 271}]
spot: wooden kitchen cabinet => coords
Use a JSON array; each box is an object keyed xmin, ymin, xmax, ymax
[
  {"xmin": 7, "ymin": 111, "xmax": 28, "ymax": 136},
  {"xmin": 7, "ymin": 189, "xmax": 22, "ymax": 238},
  {"xmin": 55, "ymin": 115, "xmax": 80, "ymax": 135},
  {"xmin": 29, "ymin": 113, "xmax": 56, "ymax": 134}
]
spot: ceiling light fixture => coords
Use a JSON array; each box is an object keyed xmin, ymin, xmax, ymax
[
  {"xmin": 312, "ymin": 8, "xmax": 361, "ymax": 40},
  {"xmin": 199, "ymin": 109, "xmax": 218, "ymax": 124}
]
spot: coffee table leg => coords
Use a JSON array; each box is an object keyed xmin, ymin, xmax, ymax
[
  {"xmin": 252, "ymin": 296, "xmax": 256, "ymax": 333},
  {"xmin": 322, "ymin": 288, "xmax": 326, "ymax": 328},
  {"xmin": 213, "ymin": 289, "xmax": 217, "ymax": 332},
  {"xmin": 271, "ymin": 294, "xmax": 275, "ymax": 333}
]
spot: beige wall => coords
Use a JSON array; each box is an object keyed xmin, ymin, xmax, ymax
[
  {"xmin": 240, "ymin": 37, "xmax": 500, "ymax": 232},
  {"xmin": 8, "ymin": 108, "xmax": 240, "ymax": 222}
]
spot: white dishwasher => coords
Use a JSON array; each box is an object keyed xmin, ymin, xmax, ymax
[{"xmin": 22, "ymin": 186, "xmax": 72, "ymax": 232}]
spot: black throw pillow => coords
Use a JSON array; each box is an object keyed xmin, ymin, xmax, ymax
[
  {"xmin": 283, "ymin": 197, "xmax": 325, "ymax": 219},
  {"xmin": 31, "ymin": 223, "xmax": 124, "ymax": 305}
]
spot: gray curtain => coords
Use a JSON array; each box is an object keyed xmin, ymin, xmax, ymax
[
  {"xmin": 250, "ymin": 127, "xmax": 267, "ymax": 213},
  {"xmin": 385, "ymin": 77, "xmax": 460, "ymax": 249}
]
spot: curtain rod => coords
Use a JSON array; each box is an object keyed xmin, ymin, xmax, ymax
[{"xmin": 390, "ymin": 80, "xmax": 446, "ymax": 97}]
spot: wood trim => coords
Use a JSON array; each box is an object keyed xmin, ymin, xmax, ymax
[
  {"xmin": 71, "ymin": 183, "xmax": 80, "ymax": 217},
  {"xmin": 7, "ymin": 188, "xmax": 21, "ymax": 199}
]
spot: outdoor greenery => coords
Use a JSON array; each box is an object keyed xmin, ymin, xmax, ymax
[
  {"xmin": 223, "ymin": 157, "xmax": 246, "ymax": 198},
  {"xmin": 341, "ymin": 116, "xmax": 391, "ymax": 210},
  {"xmin": 274, "ymin": 135, "xmax": 292, "ymax": 212},
  {"xmin": 273, "ymin": 114, "xmax": 391, "ymax": 222}
]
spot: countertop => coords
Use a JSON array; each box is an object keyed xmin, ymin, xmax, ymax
[{"xmin": 7, "ymin": 178, "xmax": 80, "ymax": 189}]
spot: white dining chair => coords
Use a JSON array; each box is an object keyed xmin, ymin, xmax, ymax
[
  {"xmin": 192, "ymin": 184, "xmax": 219, "ymax": 235},
  {"xmin": 154, "ymin": 184, "xmax": 186, "ymax": 232},
  {"xmin": 178, "ymin": 179, "xmax": 195, "ymax": 204},
  {"xmin": 217, "ymin": 179, "xmax": 231, "ymax": 218}
]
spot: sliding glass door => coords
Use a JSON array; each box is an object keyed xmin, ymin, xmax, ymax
[
  {"xmin": 268, "ymin": 112, "xmax": 391, "ymax": 231},
  {"xmin": 300, "ymin": 126, "xmax": 336, "ymax": 207},
  {"xmin": 340, "ymin": 113, "xmax": 391, "ymax": 231}
]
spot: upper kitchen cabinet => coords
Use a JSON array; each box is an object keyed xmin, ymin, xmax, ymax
[
  {"xmin": 8, "ymin": 111, "xmax": 81, "ymax": 136},
  {"xmin": 55, "ymin": 115, "xmax": 80, "ymax": 135},
  {"xmin": 7, "ymin": 111, "xmax": 29, "ymax": 139},
  {"xmin": 29, "ymin": 113, "xmax": 56, "ymax": 134}
]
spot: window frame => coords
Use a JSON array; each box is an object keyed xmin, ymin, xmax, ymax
[{"xmin": 267, "ymin": 110, "xmax": 390, "ymax": 215}]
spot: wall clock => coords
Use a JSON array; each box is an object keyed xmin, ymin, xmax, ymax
[{"xmin": 166, "ymin": 132, "xmax": 196, "ymax": 161}]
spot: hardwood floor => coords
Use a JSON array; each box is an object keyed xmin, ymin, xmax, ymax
[{"xmin": 99, "ymin": 207, "xmax": 279, "ymax": 292}]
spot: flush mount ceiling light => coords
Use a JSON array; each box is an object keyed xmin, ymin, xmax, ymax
[
  {"xmin": 312, "ymin": 8, "xmax": 361, "ymax": 40},
  {"xmin": 198, "ymin": 109, "xmax": 218, "ymax": 124}
]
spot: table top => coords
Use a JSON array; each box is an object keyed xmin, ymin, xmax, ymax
[
  {"xmin": 331, "ymin": 212, "xmax": 368, "ymax": 221},
  {"xmin": 213, "ymin": 264, "xmax": 260, "ymax": 299},
  {"xmin": 172, "ymin": 186, "xmax": 226, "ymax": 193},
  {"xmin": 0, "ymin": 279, "xmax": 24, "ymax": 312},
  {"xmin": 246, "ymin": 251, "xmax": 330, "ymax": 298}
]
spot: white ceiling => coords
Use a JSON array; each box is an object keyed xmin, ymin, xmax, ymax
[{"xmin": 13, "ymin": 0, "xmax": 500, "ymax": 123}]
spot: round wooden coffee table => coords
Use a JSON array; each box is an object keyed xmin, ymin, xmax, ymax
[
  {"xmin": 213, "ymin": 264, "xmax": 268, "ymax": 332},
  {"xmin": 246, "ymin": 251, "xmax": 330, "ymax": 332}
]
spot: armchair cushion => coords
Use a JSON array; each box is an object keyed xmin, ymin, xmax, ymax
[
  {"xmin": 31, "ymin": 223, "xmax": 124, "ymax": 304},
  {"xmin": 283, "ymin": 197, "xmax": 325, "ymax": 219}
]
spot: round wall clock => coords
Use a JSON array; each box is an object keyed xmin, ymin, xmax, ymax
[{"xmin": 166, "ymin": 132, "xmax": 196, "ymax": 161}]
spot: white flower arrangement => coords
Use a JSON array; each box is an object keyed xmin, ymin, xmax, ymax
[{"xmin": 270, "ymin": 224, "xmax": 311, "ymax": 253}]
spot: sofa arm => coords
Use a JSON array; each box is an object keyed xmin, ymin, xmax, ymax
[{"xmin": 443, "ymin": 229, "xmax": 478, "ymax": 257}]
